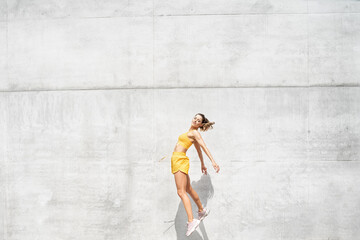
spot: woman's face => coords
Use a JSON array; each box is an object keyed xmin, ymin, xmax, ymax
[{"xmin": 192, "ymin": 115, "xmax": 203, "ymax": 128}]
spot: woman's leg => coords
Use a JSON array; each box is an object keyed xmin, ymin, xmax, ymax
[
  {"xmin": 185, "ymin": 174, "xmax": 204, "ymax": 213},
  {"xmin": 174, "ymin": 170, "xmax": 194, "ymax": 222}
]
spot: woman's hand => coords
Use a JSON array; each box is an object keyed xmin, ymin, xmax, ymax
[
  {"xmin": 201, "ymin": 164, "xmax": 208, "ymax": 175},
  {"xmin": 212, "ymin": 162, "xmax": 220, "ymax": 173}
]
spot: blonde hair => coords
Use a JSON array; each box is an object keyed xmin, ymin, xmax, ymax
[{"xmin": 196, "ymin": 113, "xmax": 215, "ymax": 132}]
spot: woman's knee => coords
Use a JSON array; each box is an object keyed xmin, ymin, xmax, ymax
[{"xmin": 177, "ymin": 189, "xmax": 187, "ymax": 198}]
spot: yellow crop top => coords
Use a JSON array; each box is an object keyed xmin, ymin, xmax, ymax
[{"xmin": 177, "ymin": 130, "xmax": 194, "ymax": 149}]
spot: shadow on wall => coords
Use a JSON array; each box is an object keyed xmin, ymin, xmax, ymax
[{"xmin": 175, "ymin": 174, "xmax": 214, "ymax": 240}]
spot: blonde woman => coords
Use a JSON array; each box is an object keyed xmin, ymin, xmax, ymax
[{"xmin": 171, "ymin": 113, "xmax": 220, "ymax": 236}]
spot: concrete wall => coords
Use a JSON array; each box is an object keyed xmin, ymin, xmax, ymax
[{"xmin": 1, "ymin": 0, "xmax": 360, "ymax": 239}]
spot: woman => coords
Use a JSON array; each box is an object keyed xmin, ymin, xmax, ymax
[{"xmin": 171, "ymin": 113, "xmax": 220, "ymax": 236}]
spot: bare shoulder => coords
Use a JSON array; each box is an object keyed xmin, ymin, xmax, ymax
[{"xmin": 191, "ymin": 129, "xmax": 202, "ymax": 138}]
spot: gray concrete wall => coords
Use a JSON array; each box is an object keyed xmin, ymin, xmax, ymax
[{"xmin": 1, "ymin": 0, "xmax": 360, "ymax": 239}]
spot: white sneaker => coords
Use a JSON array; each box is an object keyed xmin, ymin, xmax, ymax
[
  {"xmin": 198, "ymin": 208, "xmax": 210, "ymax": 221},
  {"xmin": 186, "ymin": 219, "xmax": 201, "ymax": 236}
]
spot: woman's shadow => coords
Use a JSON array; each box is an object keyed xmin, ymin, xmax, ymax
[{"xmin": 174, "ymin": 173, "xmax": 214, "ymax": 240}]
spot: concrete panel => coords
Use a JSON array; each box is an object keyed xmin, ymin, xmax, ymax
[
  {"xmin": 263, "ymin": 14, "xmax": 308, "ymax": 86},
  {"xmin": 154, "ymin": 0, "xmax": 308, "ymax": 15},
  {"xmin": 6, "ymin": 17, "xmax": 153, "ymax": 91},
  {"xmin": 0, "ymin": 162, "xmax": 4, "ymax": 236},
  {"xmin": 0, "ymin": 0, "xmax": 6, "ymax": 21},
  {"xmin": 154, "ymin": 14, "xmax": 308, "ymax": 87},
  {"xmin": 0, "ymin": 164, "xmax": 4, "ymax": 237},
  {"xmin": 309, "ymin": 13, "xmax": 360, "ymax": 86},
  {"xmin": 154, "ymin": 88, "xmax": 308, "ymax": 163},
  {"xmin": 154, "ymin": 15, "xmax": 266, "ymax": 87},
  {"xmin": 7, "ymin": 0, "xmax": 153, "ymax": 19},
  {"xmin": 308, "ymin": 87, "xmax": 360, "ymax": 161},
  {"xmin": 4, "ymin": 89, "xmax": 155, "ymax": 239},
  {"xmin": 0, "ymin": 93, "xmax": 8, "ymax": 239},
  {"xmin": 0, "ymin": 22, "xmax": 6, "ymax": 88},
  {"xmin": 308, "ymin": 0, "xmax": 360, "ymax": 13},
  {"xmin": 304, "ymin": 161, "xmax": 360, "ymax": 239},
  {"xmin": 207, "ymin": 161, "xmax": 360, "ymax": 239}
]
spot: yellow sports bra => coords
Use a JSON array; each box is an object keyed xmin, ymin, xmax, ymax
[{"xmin": 177, "ymin": 130, "xmax": 194, "ymax": 149}]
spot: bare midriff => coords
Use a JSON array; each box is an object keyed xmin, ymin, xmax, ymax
[{"xmin": 173, "ymin": 143, "xmax": 188, "ymax": 153}]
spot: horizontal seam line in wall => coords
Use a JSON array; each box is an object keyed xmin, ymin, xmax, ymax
[
  {"xmin": 229, "ymin": 160, "xmax": 358, "ymax": 162},
  {"xmin": 0, "ymin": 14, "xmax": 152, "ymax": 22},
  {"xmin": 0, "ymin": 11, "xmax": 360, "ymax": 22},
  {"xmin": 1, "ymin": 85, "xmax": 360, "ymax": 93},
  {"xmin": 154, "ymin": 12, "xmax": 360, "ymax": 17}
]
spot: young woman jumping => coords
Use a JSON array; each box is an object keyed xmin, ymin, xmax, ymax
[{"xmin": 171, "ymin": 113, "xmax": 220, "ymax": 236}]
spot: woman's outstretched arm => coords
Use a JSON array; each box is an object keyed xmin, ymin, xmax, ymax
[
  {"xmin": 193, "ymin": 130, "xmax": 220, "ymax": 173},
  {"xmin": 194, "ymin": 141, "xmax": 207, "ymax": 174}
]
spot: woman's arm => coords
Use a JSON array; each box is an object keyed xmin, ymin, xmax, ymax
[
  {"xmin": 194, "ymin": 141, "xmax": 208, "ymax": 174},
  {"xmin": 194, "ymin": 141, "xmax": 205, "ymax": 165},
  {"xmin": 193, "ymin": 130, "xmax": 220, "ymax": 173}
]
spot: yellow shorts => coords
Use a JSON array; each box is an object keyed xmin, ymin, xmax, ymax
[{"xmin": 171, "ymin": 152, "xmax": 189, "ymax": 174}]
